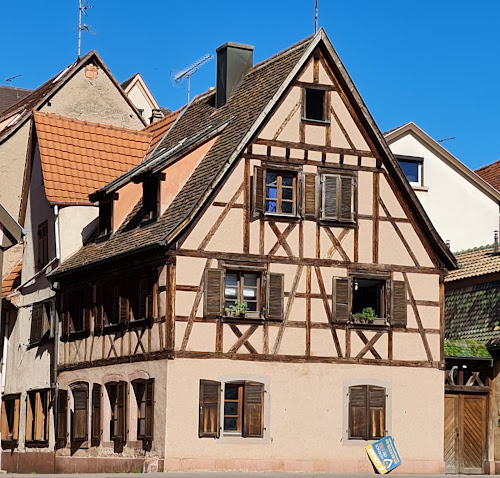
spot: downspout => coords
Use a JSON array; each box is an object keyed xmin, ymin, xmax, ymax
[{"xmin": 54, "ymin": 205, "xmax": 61, "ymax": 261}]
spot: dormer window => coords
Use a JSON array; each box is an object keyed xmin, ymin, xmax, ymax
[
  {"xmin": 142, "ymin": 176, "xmax": 160, "ymax": 223},
  {"xmin": 303, "ymin": 87, "xmax": 328, "ymax": 122},
  {"xmin": 98, "ymin": 200, "xmax": 113, "ymax": 237}
]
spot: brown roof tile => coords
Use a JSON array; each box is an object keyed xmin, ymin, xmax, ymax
[
  {"xmin": 34, "ymin": 112, "xmax": 152, "ymax": 205},
  {"xmin": 144, "ymin": 107, "xmax": 183, "ymax": 154},
  {"xmin": 0, "ymin": 86, "xmax": 32, "ymax": 116},
  {"xmin": 475, "ymin": 159, "xmax": 500, "ymax": 192},
  {"xmin": 446, "ymin": 245, "xmax": 500, "ymax": 282},
  {"xmin": 1, "ymin": 261, "xmax": 22, "ymax": 298}
]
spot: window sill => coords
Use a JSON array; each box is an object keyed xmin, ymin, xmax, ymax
[
  {"xmin": 262, "ymin": 213, "xmax": 300, "ymax": 222},
  {"xmin": 411, "ymin": 185, "xmax": 429, "ymax": 192},
  {"xmin": 318, "ymin": 218, "xmax": 357, "ymax": 227},
  {"xmin": 102, "ymin": 323, "xmax": 126, "ymax": 334},
  {"xmin": 128, "ymin": 317, "xmax": 153, "ymax": 329},
  {"xmin": 343, "ymin": 437, "xmax": 385, "ymax": 447},
  {"xmin": 218, "ymin": 435, "xmax": 270, "ymax": 445},
  {"xmin": 66, "ymin": 329, "xmax": 91, "ymax": 341},
  {"xmin": 222, "ymin": 315, "xmax": 265, "ymax": 325},
  {"xmin": 301, "ymin": 117, "xmax": 331, "ymax": 126},
  {"xmin": 140, "ymin": 216, "xmax": 159, "ymax": 228},
  {"xmin": 25, "ymin": 440, "xmax": 49, "ymax": 448},
  {"xmin": 1, "ymin": 440, "xmax": 18, "ymax": 449},
  {"xmin": 95, "ymin": 232, "xmax": 111, "ymax": 244}
]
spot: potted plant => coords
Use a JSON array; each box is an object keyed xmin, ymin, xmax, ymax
[
  {"xmin": 351, "ymin": 307, "xmax": 381, "ymax": 325},
  {"xmin": 225, "ymin": 301, "xmax": 248, "ymax": 318}
]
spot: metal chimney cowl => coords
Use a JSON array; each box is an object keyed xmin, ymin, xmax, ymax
[{"xmin": 216, "ymin": 42, "xmax": 254, "ymax": 108}]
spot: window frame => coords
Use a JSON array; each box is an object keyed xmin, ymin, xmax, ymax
[
  {"xmin": 97, "ymin": 200, "xmax": 113, "ymax": 238},
  {"xmin": 396, "ymin": 154, "xmax": 424, "ymax": 188},
  {"xmin": 351, "ymin": 276, "xmax": 388, "ymax": 324},
  {"xmin": 29, "ymin": 300, "xmax": 52, "ymax": 345},
  {"xmin": 106, "ymin": 381, "xmax": 127, "ymax": 442},
  {"xmin": 302, "ymin": 86, "xmax": 331, "ymax": 124},
  {"xmin": 319, "ymin": 171, "xmax": 357, "ymax": 224},
  {"xmin": 141, "ymin": 175, "xmax": 160, "ymax": 224},
  {"xmin": 264, "ymin": 169, "xmax": 298, "ymax": 217},
  {"xmin": 25, "ymin": 389, "xmax": 50, "ymax": 446},
  {"xmin": 70, "ymin": 382, "xmax": 89, "ymax": 443},
  {"xmin": 132, "ymin": 378, "xmax": 154, "ymax": 443},
  {"xmin": 37, "ymin": 220, "xmax": 49, "ymax": 269},
  {"xmin": 1, "ymin": 393, "xmax": 20, "ymax": 447},
  {"xmin": 223, "ymin": 270, "xmax": 263, "ymax": 320}
]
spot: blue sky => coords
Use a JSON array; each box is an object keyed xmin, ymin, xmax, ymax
[{"xmin": 1, "ymin": 1, "xmax": 499, "ymax": 170}]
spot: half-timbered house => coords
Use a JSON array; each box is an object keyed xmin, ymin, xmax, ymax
[{"xmin": 46, "ymin": 30, "xmax": 457, "ymax": 473}]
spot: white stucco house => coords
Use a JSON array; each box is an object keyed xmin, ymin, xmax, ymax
[{"xmin": 384, "ymin": 122, "xmax": 500, "ymax": 252}]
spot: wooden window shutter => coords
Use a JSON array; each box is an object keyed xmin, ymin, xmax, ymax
[
  {"xmin": 332, "ymin": 277, "xmax": 351, "ymax": 324},
  {"xmin": 94, "ymin": 286, "xmax": 103, "ymax": 330},
  {"xmin": 390, "ymin": 280, "xmax": 407, "ymax": 327},
  {"xmin": 348, "ymin": 385, "xmax": 367, "ymax": 439},
  {"xmin": 243, "ymin": 382, "xmax": 264, "ymax": 438},
  {"xmin": 30, "ymin": 304, "xmax": 43, "ymax": 343},
  {"xmin": 266, "ymin": 273, "xmax": 284, "ymax": 321},
  {"xmin": 84, "ymin": 287, "xmax": 92, "ymax": 331},
  {"xmin": 91, "ymin": 384, "xmax": 101, "ymax": 446},
  {"xmin": 199, "ymin": 380, "xmax": 220, "ymax": 438},
  {"xmin": 321, "ymin": 174, "xmax": 338, "ymax": 219},
  {"xmin": 56, "ymin": 390, "xmax": 68, "ymax": 447},
  {"xmin": 34, "ymin": 391, "xmax": 44, "ymax": 440},
  {"xmin": 368, "ymin": 386, "xmax": 386, "ymax": 440},
  {"xmin": 72, "ymin": 387, "xmax": 88, "ymax": 441},
  {"xmin": 146, "ymin": 280, "xmax": 155, "ymax": 318},
  {"xmin": 144, "ymin": 379, "xmax": 154, "ymax": 440},
  {"xmin": 252, "ymin": 166, "xmax": 265, "ymax": 217},
  {"xmin": 119, "ymin": 282, "xmax": 129, "ymax": 324},
  {"xmin": 204, "ymin": 269, "xmax": 224, "ymax": 318},
  {"xmin": 339, "ymin": 176, "xmax": 355, "ymax": 221},
  {"xmin": 116, "ymin": 381, "xmax": 127, "ymax": 440},
  {"xmin": 62, "ymin": 294, "xmax": 70, "ymax": 336},
  {"xmin": 302, "ymin": 172, "xmax": 317, "ymax": 218},
  {"xmin": 112, "ymin": 285, "xmax": 120, "ymax": 324}
]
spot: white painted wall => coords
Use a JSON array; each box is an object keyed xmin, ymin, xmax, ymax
[
  {"xmin": 58, "ymin": 206, "xmax": 98, "ymax": 262},
  {"xmin": 388, "ymin": 132, "xmax": 499, "ymax": 252}
]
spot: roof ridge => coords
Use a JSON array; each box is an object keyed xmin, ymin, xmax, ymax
[
  {"xmin": 475, "ymin": 158, "xmax": 500, "ymax": 172},
  {"xmin": 144, "ymin": 106, "xmax": 185, "ymax": 132},
  {"xmin": 0, "ymin": 85, "xmax": 32, "ymax": 92},
  {"xmin": 454, "ymin": 243, "xmax": 494, "ymax": 255},
  {"xmin": 34, "ymin": 111, "xmax": 152, "ymax": 137}
]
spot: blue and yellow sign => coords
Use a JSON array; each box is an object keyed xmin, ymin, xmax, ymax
[{"xmin": 365, "ymin": 436, "xmax": 401, "ymax": 474}]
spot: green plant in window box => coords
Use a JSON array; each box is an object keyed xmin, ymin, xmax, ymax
[
  {"xmin": 351, "ymin": 307, "xmax": 377, "ymax": 324},
  {"xmin": 225, "ymin": 301, "xmax": 248, "ymax": 318}
]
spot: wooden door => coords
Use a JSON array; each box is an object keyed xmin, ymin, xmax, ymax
[{"xmin": 444, "ymin": 393, "xmax": 487, "ymax": 474}]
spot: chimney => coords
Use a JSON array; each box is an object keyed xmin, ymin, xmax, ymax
[
  {"xmin": 149, "ymin": 109, "xmax": 163, "ymax": 124},
  {"xmin": 494, "ymin": 231, "xmax": 499, "ymax": 254},
  {"xmin": 216, "ymin": 42, "xmax": 254, "ymax": 108}
]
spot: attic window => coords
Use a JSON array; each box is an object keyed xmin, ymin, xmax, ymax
[
  {"xmin": 98, "ymin": 201, "xmax": 113, "ymax": 237},
  {"xmin": 304, "ymin": 88, "xmax": 327, "ymax": 122},
  {"xmin": 142, "ymin": 176, "xmax": 160, "ymax": 223},
  {"xmin": 396, "ymin": 155, "xmax": 423, "ymax": 187}
]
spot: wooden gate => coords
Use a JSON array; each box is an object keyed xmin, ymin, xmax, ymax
[{"xmin": 444, "ymin": 393, "xmax": 487, "ymax": 474}]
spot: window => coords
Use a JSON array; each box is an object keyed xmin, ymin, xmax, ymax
[
  {"xmin": 204, "ymin": 268, "xmax": 284, "ymax": 321},
  {"xmin": 98, "ymin": 200, "xmax": 113, "ymax": 237},
  {"xmin": 62, "ymin": 288, "xmax": 91, "ymax": 335},
  {"xmin": 71, "ymin": 384, "xmax": 88, "ymax": 442},
  {"xmin": 320, "ymin": 173, "xmax": 355, "ymax": 222},
  {"xmin": 107, "ymin": 382, "xmax": 127, "ymax": 441},
  {"xmin": 265, "ymin": 171, "xmax": 297, "ymax": 215},
  {"xmin": 30, "ymin": 301, "xmax": 51, "ymax": 344},
  {"xmin": 224, "ymin": 271, "xmax": 261, "ymax": 318},
  {"xmin": 37, "ymin": 221, "xmax": 49, "ymax": 268},
  {"xmin": 91, "ymin": 384, "xmax": 101, "ymax": 446},
  {"xmin": 26, "ymin": 389, "xmax": 50, "ymax": 444},
  {"xmin": 396, "ymin": 155, "xmax": 423, "ymax": 187},
  {"xmin": 348, "ymin": 385, "xmax": 386, "ymax": 440},
  {"xmin": 1, "ymin": 394, "xmax": 20, "ymax": 445},
  {"xmin": 56, "ymin": 390, "xmax": 67, "ymax": 449},
  {"xmin": 130, "ymin": 277, "xmax": 156, "ymax": 321},
  {"xmin": 304, "ymin": 87, "xmax": 327, "ymax": 122},
  {"xmin": 133, "ymin": 379, "xmax": 154, "ymax": 441},
  {"xmin": 142, "ymin": 176, "xmax": 160, "ymax": 222},
  {"xmin": 199, "ymin": 380, "xmax": 264, "ymax": 438},
  {"xmin": 332, "ymin": 276, "xmax": 407, "ymax": 326}
]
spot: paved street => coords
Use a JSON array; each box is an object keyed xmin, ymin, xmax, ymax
[{"xmin": 3, "ymin": 473, "xmax": 487, "ymax": 478}]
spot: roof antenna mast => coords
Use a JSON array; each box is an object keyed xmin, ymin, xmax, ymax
[
  {"xmin": 77, "ymin": 0, "xmax": 94, "ymax": 58},
  {"xmin": 314, "ymin": 0, "xmax": 318, "ymax": 33},
  {"xmin": 174, "ymin": 54, "xmax": 213, "ymax": 104}
]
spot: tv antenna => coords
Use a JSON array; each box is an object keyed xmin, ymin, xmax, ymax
[
  {"xmin": 5, "ymin": 74, "xmax": 22, "ymax": 85},
  {"xmin": 174, "ymin": 54, "xmax": 213, "ymax": 104},
  {"xmin": 437, "ymin": 136, "xmax": 456, "ymax": 143},
  {"xmin": 77, "ymin": 0, "xmax": 94, "ymax": 58},
  {"xmin": 314, "ymin": 0, "xmax": 318, "ymax": 33}
]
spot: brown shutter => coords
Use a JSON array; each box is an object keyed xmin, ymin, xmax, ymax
[
  {"xmin": 144, "ymin": 379, "xmax": 154, "ymax": 440},
  {"xmin": 266, "ymin": 272, "xmax": 284, "ymax": 321},
  {"xmin": 322, "ymin": 174, "xmax": 338, "ymax": 219},
  {"xmin": 56, "ymin": 390, "xmax": 68, "ymax": 448},
  {"xmin": 84, "ymin": 287, "xmax": 92, "ymax": 331},
  {"xmin": 368, "ymin": 386, "xmax": 386, "ymax": 440},
  {"xmin": 112, "ymin": 285, "xmax": 120, "ymax": 324},
  {"xmin": 113, "ymin": 381, "xmax": 127, "ymax": 441},
  {"xmin": 30, "ymin": 304, "xmax": 43, "ymax": 343},
  {"xmin": 243, "ymin": 382, "xmax": 264, "ymax": 438},
  {"xmin": 94, "ymin": 286, "xmax": 103, "ymax": 330},
  {"xmin": 62, "ymin": 293, "xmax": 70, "ymax": 336},
  {"xmin": 339, "ymin": 176, "xmax": 354, "ymax": 221},
  {"xmin": 72, "ymin": 387, "xmax": 88, "ymax": 441},
  {"xmin": 390, "ymin": 280, "xmax": 407, "ymax": 327},
  {"xmin": 199, "ymin": 380, "xmax": 220, "ymax": 438},
  {"xmin": 253, "ymin": 166, "xmax": 265, "ymax": 217},
  {"xmin": 91, "ymin": 384, "xmax": 101, "ymax": 446},
  {"xmin": 302, "ymin": 173, "xmax": 317, "ymax": 218},
  {"xmin": 147, "ymin": 280, "xmax": 155, "ymax": 318},
  {"xmin": 332, "ymin": 277, "xmax": 351, "ymax": 324},
  {"xmin": 204, "ymin": 269, "xmax": 224, "ymax": 318},
  {"xmin": 119, "ymin": 282, "xmax": 129, "ymax": 324},
  {"xmin": 349, "ymin": 385, "xmax": 367, "ymax": 439}
]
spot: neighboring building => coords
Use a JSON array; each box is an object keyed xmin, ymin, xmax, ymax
[
  {"xmin": 0, "ymin": 112, "xmax": 156, "ymax": 473},
  {"xmin": 42, "ymin": 30, "xmax": 457, "ymax": 474},
  {"xmin": 121, "ymin": 73, "xmax": 165, "ymax": 124},
  {"xmin": 0, "ymin": 86, "xmax": 32, "ymax": 116},
  {"xmin": 444, "ymin": 245, "xmax": 500, "ymax": 474},
  {"xmin": 384, "ymin": 122, "xmax": 500, "ymax": 252}
]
